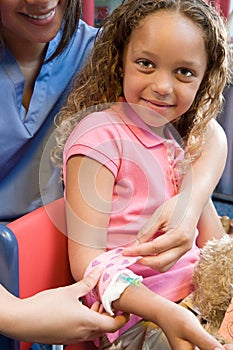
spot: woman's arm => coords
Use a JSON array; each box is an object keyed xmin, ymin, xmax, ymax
[
  {"xmin": 123, "ymin": 120, "xmax": 227, "ymax": 271},
  {"xmin": 0, "ymin": 273, "xmax": 128, "ymax": 344}
]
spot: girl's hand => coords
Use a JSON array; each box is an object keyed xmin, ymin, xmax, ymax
[
  {"xmin": 157, "ymin": 298, "xmax": 233, "ymax": 350},
  {"xmin": 123, "ymin": 194, "xmax": 197, "ymax": 272}
]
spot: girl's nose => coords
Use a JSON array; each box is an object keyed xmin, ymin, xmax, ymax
[{"xmin": 150, "ymin": 71, "xmax": 173, "ymax": 96}]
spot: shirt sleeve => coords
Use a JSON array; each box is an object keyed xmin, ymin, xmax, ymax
[{"xmin": 63, "ymin": 111, "xmax": 124, "ymax": 184}]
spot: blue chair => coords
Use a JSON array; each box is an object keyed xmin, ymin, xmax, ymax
[{"xmin": 0, "ymin": 224, "xmax": 19, "ymax": 350}]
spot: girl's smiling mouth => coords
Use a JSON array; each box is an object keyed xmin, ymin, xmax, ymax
[{"xmin": 142, "ymin": 97, "xmax": 174, "ymax": 109}]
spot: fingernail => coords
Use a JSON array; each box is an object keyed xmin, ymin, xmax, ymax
[{"xmin": 122, "ymin": 240, "xmax": 139, "ymax": 254}]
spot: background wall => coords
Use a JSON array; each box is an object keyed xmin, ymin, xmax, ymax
[
  {"xmin": 229, "ymin": 0, "xmax": 233, "ymax": 38},
  {"xmin": 82, "ymin": 0, "xmax": 233, "ymax": 30},
  {"xmin": 94, "ymin": 0, "xmax": 122, "ymax": 26}
]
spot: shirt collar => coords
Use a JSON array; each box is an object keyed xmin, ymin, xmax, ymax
[{"xmin": 112, "ymin": 98, "xmax": 183, "ymax": 149}]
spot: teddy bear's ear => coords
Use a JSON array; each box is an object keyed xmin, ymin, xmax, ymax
[{"xmin": 218, "ymin": 296, "xmax": 233, "ymax": 342}]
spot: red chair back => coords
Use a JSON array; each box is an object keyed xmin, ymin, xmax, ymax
[{"xmin": 7, "ymin": 198, "xmax": 95, "ymax": 350}]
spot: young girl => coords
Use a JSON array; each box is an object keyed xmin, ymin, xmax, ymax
[
  {"xmin": 54, "ymin": 0, "xmax": 232, "ymax": 349},
  {"xmin": 0, "ymin": 0, "xmax": 225, "ymax": 344}
]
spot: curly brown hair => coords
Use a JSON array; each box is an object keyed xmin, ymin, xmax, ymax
[{"xmin": 53, "ymin": 0, "xmax": 231, "ymax": 169}]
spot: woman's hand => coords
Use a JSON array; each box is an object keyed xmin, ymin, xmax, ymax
[{"xmin": 0, "ymin": 269, "xmax": 129, "ymax": 344}]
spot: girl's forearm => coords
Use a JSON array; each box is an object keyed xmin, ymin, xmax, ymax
[
  {"xmin": 113, "ymin": 283, "xmax": 163, "ymax": 323},
  {"xmin": 112, "ymin": 283, "xmax": 226, "ymax": 350}
]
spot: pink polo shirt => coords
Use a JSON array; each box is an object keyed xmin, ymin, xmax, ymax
[{"xmin": 63, "ymin": 101, "xmax": 200, "ymax": 341}]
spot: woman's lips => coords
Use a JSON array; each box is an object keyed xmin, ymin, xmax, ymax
[{"xmin": 24, "ymin": 8, "xmax": 55, "ymax": 20}]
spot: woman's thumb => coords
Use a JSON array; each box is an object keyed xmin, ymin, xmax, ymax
[{"xmin": 76, "ymin": 268, "xmax": 101, "ymax": 297}]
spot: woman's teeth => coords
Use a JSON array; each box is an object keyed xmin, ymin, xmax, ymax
[{"xmin": 26, "ymin": 9, "xmax": 55, "ymax": 20}]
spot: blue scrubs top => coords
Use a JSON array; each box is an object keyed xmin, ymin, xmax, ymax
[{"xmin": 0, "ymin": 20, "xmax": 97, "ymax": 222}]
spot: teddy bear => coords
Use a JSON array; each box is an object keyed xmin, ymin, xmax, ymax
[
  {"xmin": 190, "ymin": 233, "xmax": 233, "ymax": 344},
  {"xmin": 220, "ymin": 216, "xmax": 233, "ymax": 235}
]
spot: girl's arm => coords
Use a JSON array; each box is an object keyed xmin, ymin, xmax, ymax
[
  {"xmin": 196, "ymin": 198, "xmax": 226, "ymax": 247},
  {"xmin": 66, "ymin": 155, "xmax": 115, "ymax": 280},
  {"xmin": 123, "ymin": 120, "xmax": 227, "ymax": 271},
  {"xmin": 66, "ymin": 154, "xmax": 232, "ymax": 350},
  {"xmin": 113, "ymin": 283, "xmax": 232, "ymax": 350}
]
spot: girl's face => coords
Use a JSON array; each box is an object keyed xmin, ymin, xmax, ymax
[
  {"xmin": 122, "ymin": 11, "xmax": 207, "ymax": 126},
  {"xmin": 1, "ymin": 0, "xmax": 66, "ymax": 45}
]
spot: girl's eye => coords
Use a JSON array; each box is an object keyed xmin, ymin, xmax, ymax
[
  {"xmin": 136, "ymin": 59, "xmax": 154, "ymax": 70},
  {"xmin": 177, "ymin": 68, "xmax": 194, "ymax": 77}
]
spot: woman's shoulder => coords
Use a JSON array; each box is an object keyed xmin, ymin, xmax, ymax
[
  {"xmin": 71, "ymin": 19, "xmax": 98, "ymax": 48},
  {"xmin": 77, "ymin": 19, "xmax": 98, "ymax": 36}
]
